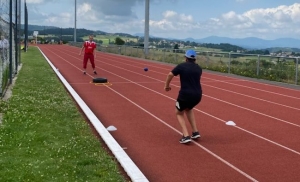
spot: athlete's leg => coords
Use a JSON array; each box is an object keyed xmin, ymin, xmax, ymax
[
  {"xmin": 83, "ymin": 54, "xmax": 88, "ymax": 69},
  {"xmin": 90, "ymin": 54, "xmax": 95, "ymax": 69},
  {"xmin": 175, "ymin": 101, "xmax": 189, "ymax": 137},
  {"xmin": 185, "ymin": 109, "xmax": 198, "ymax": 132}
]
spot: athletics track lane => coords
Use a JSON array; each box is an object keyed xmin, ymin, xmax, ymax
[{"xmin": 38, "ymin": 45, "xmax": 300, "ymax": 182}]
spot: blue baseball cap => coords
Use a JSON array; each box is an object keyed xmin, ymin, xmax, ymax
[{"xmin": 185, "ymin": 50, "xmax": 197, "ymax": 59}]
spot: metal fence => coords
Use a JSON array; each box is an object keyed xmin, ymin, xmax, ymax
[
  {"xmin": 69, "ymin": 42, "xmax": 300, "ymax": 86},
  {"xmin": 0, "ymin": 0, "xmax": 21, "ymax": 97}
]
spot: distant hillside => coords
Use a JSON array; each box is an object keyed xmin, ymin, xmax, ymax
[
  {"xmin": 185, "ymin": 36, "xmax": 300, "ymax": 50},
  {"xmin": 21, "ymin": 24, "xmax": 59, "ymax": 31},
  {"xmin": 21, "ymin": 24, "xmax": 134, "ymax": 37}
]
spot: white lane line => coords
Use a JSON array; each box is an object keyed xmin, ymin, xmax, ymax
[
  {"xmin": 204, "ymin": 71, "xmax": 300, "ymax": 92},
  {"xmin": 204, "ymin": 95, "xmax": 300, "ymax": 128},
  {"xmin": 202, "ymin": 83, "xmax": 300, "ymax": 111},
  {"xmin": 203, "ymin": 77, "xmax": 300, "ymax": 100}
]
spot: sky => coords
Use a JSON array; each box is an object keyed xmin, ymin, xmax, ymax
[{"xmin": 22, "ymin": 0, "xmax": 300, "ymax": 40}]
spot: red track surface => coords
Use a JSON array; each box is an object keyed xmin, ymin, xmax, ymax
[{"xmin": 38, "ymin": 44, "xmax": 300, "ymax": 182}]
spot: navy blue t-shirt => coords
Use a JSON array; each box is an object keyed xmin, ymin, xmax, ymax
[{"xmin": 171, "ymin": 61, "xmax": 202, "ymax": 101}]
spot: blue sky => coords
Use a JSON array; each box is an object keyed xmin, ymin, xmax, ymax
[{"xmin": 22, "ymin": 0, "xmax": 300, "ymax": 40}]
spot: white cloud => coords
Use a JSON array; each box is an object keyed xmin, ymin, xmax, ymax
[
  {"xmin": 203, "ymin": 3, "xmax": 300, "ymax": 38},
  {"xmin": 145, "ymin": 3, "xmax": 300, "ymax": 39},
  {"xmin": 77, "ymin": 3, "xmax": 98, "ymax": 21},
  {"xmin": 45, "ymin": 12, "xmax": 72, "ymax": 24},
  {"xmin": 150, "ymin": 11, "xmax": 195, "ymax": 31}
]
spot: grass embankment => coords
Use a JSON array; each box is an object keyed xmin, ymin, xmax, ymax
[{"xmin": 0, "ymin": 47, "xmax": 127, "ymax": 182}]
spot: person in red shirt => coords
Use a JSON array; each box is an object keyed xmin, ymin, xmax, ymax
[{"xmin": 79, "ymin": 35, "xmax": 97, "ymax": 75}]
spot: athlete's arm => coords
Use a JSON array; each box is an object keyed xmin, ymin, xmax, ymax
[
  {"xmin": 93, "ymin": 44, "xmax": 96, "ymax": 58},
  {"xmin": 79, "ymin": 43, "xmax": 85, "ymax": 55},
  {"xmin": 164, "ymin": 72, "xmax": 174, "ymax": 91}
]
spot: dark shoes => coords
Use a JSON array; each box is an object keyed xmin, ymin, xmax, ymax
[
  {"xmin": 191, "ymin": 131, "xmax": 201, "ymax": 139},
  {"xmin": 83, "ymin": 71, "xmax": 97, "ymax": 75},
  {"xmin": 179, "ymin": 131, "xmax": 201, "ymax": 144},
  {"xmin": 179, "ymin": 136, "xmax": 191, "ymax": 144}
]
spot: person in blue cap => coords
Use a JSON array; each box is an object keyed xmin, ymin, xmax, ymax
[{"xmin": 164, "ymin": 49, "xmax": 202, "ymax": 144}]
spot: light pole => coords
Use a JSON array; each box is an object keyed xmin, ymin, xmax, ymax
[
  {"xmin": 144, "ymin": 0, "xmax": 149, "ymax": 56},
  {"xmin": 74, "ymin": 0, "xmax": 77, "ymax": 42}
]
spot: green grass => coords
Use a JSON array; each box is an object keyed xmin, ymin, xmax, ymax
[
  {"xmin": 0, "ymin": 47, "xmax": 128, "ymax": 182},
  {"xmin": 194, "ymin": 47, "xmax": 222, "ymax": 52},
  {"xmin": 82, "ymin": 35, "xmax": 138, "ymax": 45}
]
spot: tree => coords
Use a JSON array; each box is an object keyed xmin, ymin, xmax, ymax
[
  {"xmin": 264, "ymin": 50, "xmax": 270, "ymax": 55},
  {"xmin": 173, "ymin": 44, "xmax": 179, "ymax": 49},
  {"xmin": 115, "ymin": 37, "xmax": 125, "ymax": 45}
]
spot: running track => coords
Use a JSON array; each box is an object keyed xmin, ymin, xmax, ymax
[{"xmin": 38, "ymin": 44, "xmax": 300, "ymax": 182}]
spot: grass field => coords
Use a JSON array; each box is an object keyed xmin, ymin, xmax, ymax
[
  {"xmin": 82, "ymin": 35, "xmax": 138, "ymax": 45},
  {"xmin": 194, "ymin": 47, "xmax": 222, "ymax": 52},
  {"xmin": 0, "ymin": 47, "xmax": 128, "ymax": 182}
]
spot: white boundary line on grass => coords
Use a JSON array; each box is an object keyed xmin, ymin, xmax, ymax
[{"xmin": 37, "ymin": 47, "xmax": 149, "ymax": 182}]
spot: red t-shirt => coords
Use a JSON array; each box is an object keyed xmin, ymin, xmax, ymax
[{"xmin": 84, "ymin": 41, "xmax": 96, "ymax": 54}]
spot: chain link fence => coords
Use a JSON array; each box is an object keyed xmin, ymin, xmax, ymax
[
  {"xmin": 69, "ymin": 42, "xmax": 300, "ymax": 85},
  {"xmin": 0, "ymin": 0, "xmax": 21, "ymax": 97}
]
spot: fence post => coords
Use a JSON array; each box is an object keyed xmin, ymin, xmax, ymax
[
  {"xmin": 163, "ymin": 48, "xmax": 165, "ymax": 62},
  {"xmin": 228, "ymin": 52, "xmax": 231, "ymax": 73},
  {"xmin": 296, "ymin": 57, "xmax": 299, "ymax": 85},
  {"xmin": 257, "ymin": 54, "xmax": 260, "ymax": 76},
  {"xmin": 206, "ymin": 51, "xmax": 209, "ymax": 68}
]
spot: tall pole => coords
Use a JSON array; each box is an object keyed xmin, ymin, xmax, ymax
[
  {"xmin": 144, "ymin": 0, "xmax": 149, "ymax": 56},
  {"xmin": 18, "ymin": 0, "xmax": 21, "ymax": 63},
  {"xmin": 15, "ymin": 0, "xmax": 18, "ymax": 73},
  {"xmin": 74, "ymin": 0, "xmax": 77, "ymax": 42},
  {"xmin": 24, "ymin": 0, "xmax": 27, "ymax": 52},
  {"xmin": 9, "ymin": 0, "xmax": 13, "ymax": 83}
]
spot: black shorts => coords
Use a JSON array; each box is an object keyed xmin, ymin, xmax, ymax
[{"xmin": 175, "ymin": 97, "xmax": 201, "ymax": 111}]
